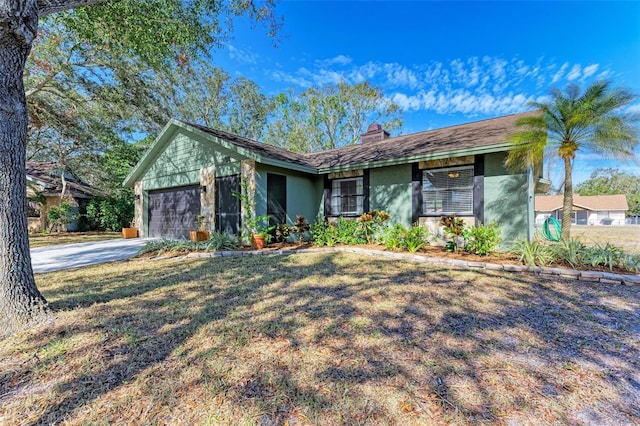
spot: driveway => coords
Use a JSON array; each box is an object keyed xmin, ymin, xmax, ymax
[{"xmin": 31, "ymin": 238, "xmax": 153, "ymax": 273}]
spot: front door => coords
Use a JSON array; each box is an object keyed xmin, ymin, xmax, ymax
[
  {"xmin": 215, "ymin": 175, "xmax": 240, "ymax": 235},
  {"xmin": 267, "ymin": 173, "xmax": 287, "ymax": 226}
]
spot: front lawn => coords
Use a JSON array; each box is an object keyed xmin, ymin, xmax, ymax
[
  {"xmin": 29, "ymin": 232, "xmax": 123, "ymax": 248},
  {"xmin": 1, "ymin": 253, "xmax": 638, "ymax": 424}
]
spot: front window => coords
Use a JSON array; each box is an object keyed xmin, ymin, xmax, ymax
[
  {"xmin": 422, "ymin": 166, "xmax": 473, "ymax": 215},
  {"xmin": 331, "ymin": 177, "xmax": 363, "ymax": 215}
]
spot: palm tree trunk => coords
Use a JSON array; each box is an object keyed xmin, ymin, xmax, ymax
[
  {"xmin": 561, "ymin": 156, "xmax": 573, "ymax": 240},
  {"xmin": 0, "ymin": 9, "xmax": 49, "ymax": 332}
]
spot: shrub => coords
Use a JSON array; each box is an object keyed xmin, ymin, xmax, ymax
[
  {"xmin": 552, "ymin": 238, "xmax": 586, "ymax": 268},
  {"xmin": 86, "ymin": 192, "xmax": 134, "ymax": 231},
  {"xmin": 274, "ymin": 223, "xmax": 291, "ymax": 243},
  {"xmin": 510, "ymin": 239, "xmax": 556, "ymax": 266},
  {"xmin": 440, "ymin": 215, "xmax": 465, "ymax": 253},
  {"xmin": 381, "ymin": 223, "xmax": 407, "ymax": 250},
  {"xmin": 292, "ymin": 215, "xmax": 310, "ymax": 242},
  {"xmin": 403, "ymin": 224, "xmax": 429, "ymax": 253},
  {"xmin": 335, "ymin": 217, "xmax": 365, "ymax": 245},
  {"xmin": 463, "ymin": 222, "xmax": 502, "ymax": 256},
  {"xmin": 357, "ymin": 210, "xmax": 390, "ymax": 243},
  {"xmin": 203, "ymin": 231, "xmax": 239, "ymax": 251},
  {"xmin": 581, "ymin": 243, "xmax": 625, "ymax": 271},
  {"xmin": 47, "ymin": 201, "xmax": 79, "ymax": 232},
  {"xmin": 311, "ymin": 219, "xmax": 338, "ymax": 247}
]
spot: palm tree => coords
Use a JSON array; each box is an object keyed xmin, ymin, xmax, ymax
[{"xmin": 506, "ymin": 81, "xmax": 638, "ymax": 240}]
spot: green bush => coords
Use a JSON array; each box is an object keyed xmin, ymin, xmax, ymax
[
  {"xmin": 87, "ymin": 192, "xmax": 134, "ymax": 231},
  {"xmin": 381, "ymin": 223, "xmax": 407, "ymax": 250},
  {"xmin": 510, "ymin": 239, "xmax": 556, "ymax": 267},
  {"xmin": 552, "ymin": 238, "xmax": 586, "ymax": 268},
  {"xmin": 357, "ymin": 210, "xmax": 390, "ymax": 244},
  {"xmin": 334, "ymin": 217, "xmax": 364, "ymax": 245},
  {"xmin": 47, "ymin": 201, "xmax": 79, "ymax": 232},
  {"xmin": 403, "ymin": 225, "xmax": 429, "ymax": 253},
  {"xmin": 463, "ymin": 222, "xmax": 502, "ymax": 256},
  {"xmin": 204, "ymin": 231, "xmax": 239, "ymax": 251},
  {"xmin": 580, "ymin": 243, "xmax": 625, "ymax": 271},
  {"xmin": 311, "ymin": 219, "xmax": 337, "ymax": 247}
]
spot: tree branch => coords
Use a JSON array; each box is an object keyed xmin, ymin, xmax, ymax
[{"xmin": 36, "ymin": 0, "xmax": 107, "ymax": 17}]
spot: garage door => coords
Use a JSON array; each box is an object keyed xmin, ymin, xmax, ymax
[{"xmin": 148, "ymin": 185, "xmax": 200, "ymax": 239}]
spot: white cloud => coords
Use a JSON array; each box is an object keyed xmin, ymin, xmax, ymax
[
  {"xmin": 315, "ymin": 55, "xmax": 352, "ymax": 67},
  {"xmin": 567, "ymin": 64, "xmax": 582, "ymax": 81},
  {"xmin": 582, "ymin": 64, "xmax": 599, "ymax": 78},
  {"xmin": 552, "ymin": 62, "xmax": 569, "ymax": 83},
  {"xmin": 266, "ymin": 55, "xmax": 611, "ymax": 116},
  {"xmin": 227, "ymin": 45, "xmax": 258, "ymax": 64}
]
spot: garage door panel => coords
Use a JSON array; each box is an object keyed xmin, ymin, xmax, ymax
[{"xmin": 148, "ymin": 185, "xmax": 200, "ymax": 239}]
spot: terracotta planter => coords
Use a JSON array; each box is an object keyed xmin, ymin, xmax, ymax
[
  {"xmin": 251, "ymin": 233, "xmax": 266, "ymax": 250},
  {"xmin": 122, "ymin": 228, "xmax": 138, "ymax": 239},
  {"xmin": 190, "ymin": 230, "xmax": 210, "ymax": 242}
]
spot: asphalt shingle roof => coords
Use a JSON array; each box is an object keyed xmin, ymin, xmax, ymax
[
  {"xmin": 182, "ymin": 111, "xmax": 536, "ymax": 172},
  {"xmin": 26, "ymin": 162, "xmax": 101, "ymax": 197}
]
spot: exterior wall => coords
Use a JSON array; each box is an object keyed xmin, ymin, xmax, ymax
[
  {"xmin": 255, "ymin": 163, "xmax": 320, "ymax": 224},
  {"xmin": 369, "ymin": 164, "xmax": 412, "ymax": 226},
  {"xmin": 589, "ymin": 211, "xmax": 625, "ymax": 225},
  {"xmin": 535, "ymin": 209, "xmax": 627, "ymax": 226},
  {"xmin": 483, "ymin": 152, "xmax": 529, "ymax": 244},
  {"xmin": 139, "ymin": 131, "xmax": 243, "ymax": 236},
  {"xmin": 141, "ymin": 131, "xmax": 241, "ymax": 191}
]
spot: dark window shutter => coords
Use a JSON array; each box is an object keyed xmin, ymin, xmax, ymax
[
  {"xmin": 412, "ymin": 163, "xmax": 422, "ymax": 223},
  {"xmin": 323, "ymin": 175, "xmax": 332, "ymax": 216},
  {"xmin": 363, "ymin": 169, "xmax": 370, "ymax": 213},
  {"xmin": 473, "ymin": 155, "xmax": 484, "ymax": 225}
]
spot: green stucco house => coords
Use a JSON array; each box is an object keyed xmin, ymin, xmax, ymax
[{"xmin": 123, "ymin": 112, "xmax": 541, "ymax": 243}]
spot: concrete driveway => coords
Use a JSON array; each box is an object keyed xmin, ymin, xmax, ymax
[{"xmin": 31, "ymin": 238, "xmax": 153, "ymax": 273}]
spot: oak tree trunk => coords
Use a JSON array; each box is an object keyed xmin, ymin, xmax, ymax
[
  {"xmin": 0, "ymin": 4, "xmax": 49, "ymax": 331},
  {"xmin": 561, "ymin": 156, "xmax": 573, "ymax": 240}
]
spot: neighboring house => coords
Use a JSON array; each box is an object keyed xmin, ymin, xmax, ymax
[
  {"xmin": 26, "ymin": 161, "xmax": 101, "ymax": 232},
  {"xmin": 535, "ymin": 194, "xmax": 628, "ymax": 226},
  {"xmin": 123, "ymin": 112, "xmax": 545, "ymax": 242}
]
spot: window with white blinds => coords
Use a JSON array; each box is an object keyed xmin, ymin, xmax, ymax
[
  {"xmin": 422, "ymin": 166, "xmax": 474, "ymax": 215},
  {"xmin": 331, "ymin": 177, "xmax": 364, "ymax": 215}
]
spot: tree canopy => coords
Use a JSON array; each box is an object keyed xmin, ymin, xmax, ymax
[
  {"xmin": 576, "ymin": 168, "xmax": 640, "ymax": 216},
  {"xmin": 506, "ymin": 81, "xmax": 639, "ymax": 239},
  {"xmin": 265, "ymin": 81, "xmax": 403, "ymax": 152},
  {"xmin": 0, "ymin": 0, "xmax": 281, "ymax": 330}
]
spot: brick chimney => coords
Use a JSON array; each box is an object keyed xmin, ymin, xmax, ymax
[{"xmin": 360, "ymin": 123, "xmax": 390, "ymax": 144}]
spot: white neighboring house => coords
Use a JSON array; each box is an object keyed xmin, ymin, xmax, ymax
[{"xmin": 535, "ymin": 194, "xmax": 628, "ymax": 226}]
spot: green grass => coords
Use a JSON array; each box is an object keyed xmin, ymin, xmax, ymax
[
  {"xmin": 29, "ymin": 231, "xmax": 123, "ymax": 248},
  {"xmin": 0, "ymin": 253, "xmax": 638, "ymax": 424}
]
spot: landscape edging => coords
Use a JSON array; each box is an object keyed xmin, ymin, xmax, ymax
[{"xmin": 185, "ymin": 247, "xmax": 640, "ymax": 286}]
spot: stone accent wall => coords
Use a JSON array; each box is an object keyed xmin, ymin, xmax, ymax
[
  {"xmin": 200, "ymin": 166, "xmax": 216, "ymax": 231},
  {"xmin": 240, "ymin": 160, "xmax": 256, "ymax": 245},
  {"xmin": 418, "ymin": 216, "xmax": 475, "ymax": 246},
  {"xmin": 134, "ymin": 181, "xmax": 143, "ymax": 234}
]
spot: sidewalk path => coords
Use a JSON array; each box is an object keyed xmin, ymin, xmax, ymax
[{"xmin": 31, "ymin": 238, "xmax": 153, "ymax": 273}]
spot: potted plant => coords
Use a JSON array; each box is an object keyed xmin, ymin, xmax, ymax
[
  {"xmin": 248, "ymin": 215, "xmax": 274, "ymax": 249},
  {"xmin": 122, "ymin": 218, "xmax": 138, "ymax": 239},
  {"xmin": 189, "ymin": 215, "xmax": 210, "ymax": 242}
]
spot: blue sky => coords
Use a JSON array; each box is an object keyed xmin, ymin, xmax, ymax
[{"xmin": 215, "ymin": 1, "xmax": 640, "ymax": 187}]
